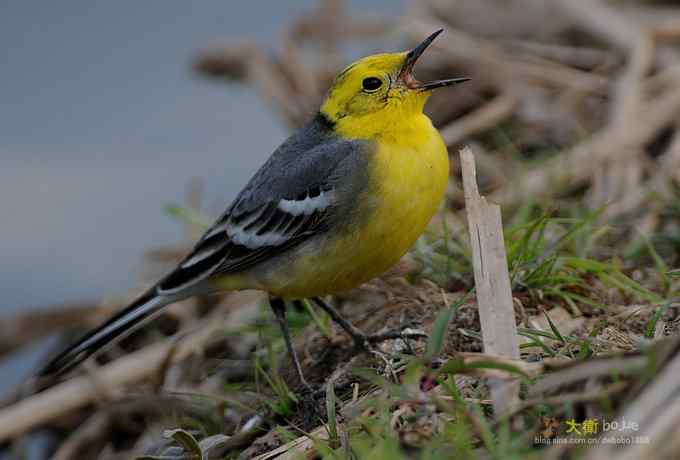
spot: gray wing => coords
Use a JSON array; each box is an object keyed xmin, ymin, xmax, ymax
[{"xmin": 157, "ymin": 135, "xmax": 369, "ymax": 294}]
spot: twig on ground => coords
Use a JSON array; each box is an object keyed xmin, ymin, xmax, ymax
[
  {"xmin": 584, "ymin": 340, "xmax": 680, "ymax": 459},
  {"xmin": 251, "ymin": 425, "xmax": 330, "ymax": 460},
  {"xmin": 51, "ymin": 413, "xmax": 111, "ymax": 460},
  {"xmin": 0, "ymin": 299, "xmax": 260, "ymax": 443}
]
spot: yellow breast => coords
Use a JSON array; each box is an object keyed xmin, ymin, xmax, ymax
[
  {"xmin": 274, "ymin": 114, "xmax": 449, "ymax": 298},
  {"xmin": 348, "ymin": 114, "xmax": 449, "ymax": 280}
]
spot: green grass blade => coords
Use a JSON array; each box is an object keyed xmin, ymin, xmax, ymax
[{"xmin": 645, "ymin": 302, "xmax": 672, "ymax": 339}]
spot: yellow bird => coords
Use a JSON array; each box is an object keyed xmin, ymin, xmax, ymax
[{"xmin": 40, "ymin": 30, "xmax": 469, "ymax": 389}]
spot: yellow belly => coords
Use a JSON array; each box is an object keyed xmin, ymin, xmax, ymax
[{"xmin": 271, "ymin": 115, "xmax": 449, "ymax": 298}]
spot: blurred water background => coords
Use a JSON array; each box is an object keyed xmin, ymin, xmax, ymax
[{"xmin": 0, "ymin": 0, "xmax": 400, "ymax": 395}]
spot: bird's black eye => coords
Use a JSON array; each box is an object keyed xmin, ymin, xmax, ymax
[{"xmin": 362, "ymin": 77, "xmax": 383, "ymax": 92}]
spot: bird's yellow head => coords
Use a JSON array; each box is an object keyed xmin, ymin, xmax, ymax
[{"xmin": 320, "ymin": 30, "xmax": 469, "ymax": 139}]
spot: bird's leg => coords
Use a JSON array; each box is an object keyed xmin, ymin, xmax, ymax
[
  {"xmin": 311, "ymin": 297, "xmax": 426, "ymax": 350},
  {"xmin": 311, "ymin": 297, "xmax": 404, "ymax": 381},
  {"xmin": 310, "ymin": 297, "xmax": 372, "ymax": 349},
  {"xmin": 269, "ymin": 297, "xmax": 313, "ymax": 393}
]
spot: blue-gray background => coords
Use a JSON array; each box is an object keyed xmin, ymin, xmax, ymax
[{"xmin": 0, "ymin": 0, "xmax": 401, "ymax": 387}]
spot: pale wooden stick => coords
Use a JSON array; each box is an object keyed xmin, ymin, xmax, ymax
[{"xmin": 459, "ymin": 146, "xmax": 520, "ymax": 417}]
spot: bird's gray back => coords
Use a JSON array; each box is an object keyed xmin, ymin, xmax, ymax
[
  {"xmin": 156, "ymin": 114, "xmax": 372, "ymax": 294},
  {"xmin": 230, "ymin": 114, "xmax": 361, "ymax": 212}
]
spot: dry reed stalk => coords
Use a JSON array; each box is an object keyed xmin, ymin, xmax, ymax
[
  {"xmin": 459, "ymin": 146, "xmax": 520, "ymax": 417},
  {"xmin": 584, "ymin": 345, "xmax": 680, "ymax": 460}
]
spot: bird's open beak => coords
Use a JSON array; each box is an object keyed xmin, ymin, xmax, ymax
[{"xmin": 397, "ymin": 29, "xmax": 471, "ymax": 91}]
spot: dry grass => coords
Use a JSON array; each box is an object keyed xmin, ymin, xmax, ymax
[{"xmin": 2, "ymin": 0, "xmax": 680, "ymax": 459}]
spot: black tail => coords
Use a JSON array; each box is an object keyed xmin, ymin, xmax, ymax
[{"xmin": 38, "ymin": 288, "xmax": 172, "ymax": 378}]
